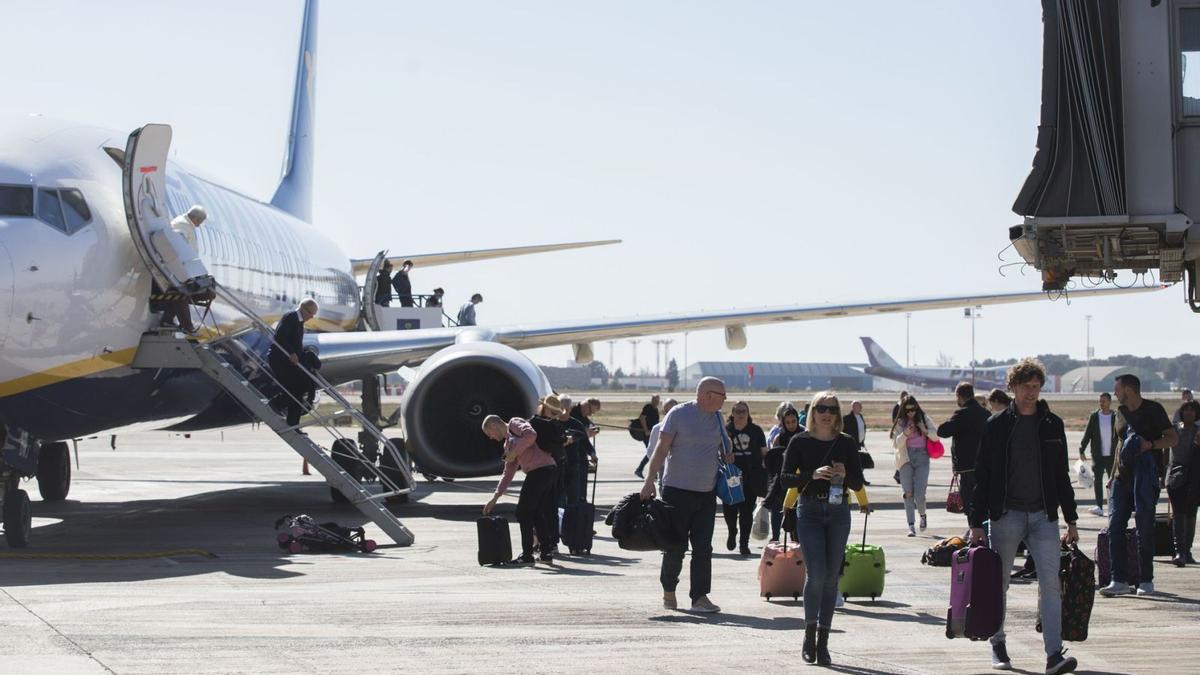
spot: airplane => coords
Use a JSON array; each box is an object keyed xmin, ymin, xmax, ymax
[
  {"xmin": 0, "ymin": 0, "xmax": 1160, "ymax": 545},
  {"xmin": 859, "ymin": 337, "xmax": 1008, "ymax": 392}
]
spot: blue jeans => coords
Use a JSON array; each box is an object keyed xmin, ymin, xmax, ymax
[
  {"xmin": 795, "ymin": 499, "xmax": 851, "ymax": 628},
  {"xmin": 988, "ymin": 510, "xmax": 1063, "ymax": 657},
  {"xmin": 899, "ymin": 448, "xmax": 930, "ymax": 525},
  {"xmin": 1108, "ymin": 456, "xmax": 1160, "ymax": 583}
]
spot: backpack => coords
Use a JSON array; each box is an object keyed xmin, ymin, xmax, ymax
[
  {"xmin": 628, "ymin": 418, "xmax": 647, "ymax": 442},
  {"xmin": 921, "ymin": 535, "xmax": 967, "ymax": 567}
]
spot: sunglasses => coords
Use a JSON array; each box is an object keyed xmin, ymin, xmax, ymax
[
  {"xmin": 905, "ymin": 407, "xmax": 916, "ymax": 412},
  {"xmin": 813, "ymin": 404, "xmax": 840, "ymax": 415},
  {"xmin": 733, "ymin": 408, "xmax": 749, "ymax": 414}
]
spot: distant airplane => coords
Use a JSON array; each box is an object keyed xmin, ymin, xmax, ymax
[
  {"xmin": 0, "ymin": 0, "xmax": 1158, "ymax": 545},
  {"xmin": 859, "ymin": 338, "xmax": 1007, "ymax": 392}
]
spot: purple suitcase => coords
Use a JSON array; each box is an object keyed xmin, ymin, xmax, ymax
[
  {"xmin": 1095, "ymin": 528, "xmax": 1140, "ymax": 588},
  {"xmin": 946, "ymin": 545, "xmax": 1003, "ymax": 640}
]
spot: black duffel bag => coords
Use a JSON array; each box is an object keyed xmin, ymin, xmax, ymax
[
  {"xmin": 606, "ymin": 492, "xmax": 683, "ymax": 551},
  {"xmin": 859, "ymin": 451, "xmax": 875, "ymax": 469},
  {"xmin": 628, "ymin": 418, "xmax": 647, "ymax": 442}
]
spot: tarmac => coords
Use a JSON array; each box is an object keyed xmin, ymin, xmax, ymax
[{"xmin": 0, "ymin": 426, "xmax": 1196, "ymax": 674}]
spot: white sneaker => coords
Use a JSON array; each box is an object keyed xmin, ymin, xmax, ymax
[
  {"xmin": 906, "ymin": 524, "xmax": 916, "ymax": 537},
  {"xmin": 835, "ymin": 595, "xmax": 845, "ymax": 608},
  {"xmin": 1088, "ymin": 506, "xmax": 1104, "ymax": 516},
  {"xmin": 1136, "ymin": 581, "xmax": 1156, "ymax": 596},
  {"xmin": 1099, "ymin": 580, "xmax": 1131, "ymax": 596}
]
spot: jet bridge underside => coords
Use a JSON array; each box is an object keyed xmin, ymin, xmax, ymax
[{"xmin": 1008, "ymin": 0, "xmax": 1200, "ymax": 308}]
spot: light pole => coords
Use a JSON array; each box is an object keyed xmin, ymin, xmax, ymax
[
  {"xmin": 964, "ymin": 306, "xmax": 982, "ymax": 383},
  {"xmin": 1085, "ymin": 315, "xmax": 1092, "ymax": 393},
  {"xmin": 628, "ymin": 339, "xmax": 640, "ymax": 376},
  {"xmin": 683, "ymin": 332, "xmax": 689, "ymax": 389},
  {"xmin": 905, "ymin": 312, "xmax": 912, "ymax": 367}
]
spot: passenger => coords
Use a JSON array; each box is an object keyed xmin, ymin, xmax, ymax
[
  {"xmin": 722, "ymin": 401, "xmax": 768, "ymax": 556},
  {"xmin": 780, "ymin": 391, "xmax": 863, "ymax": 666},
  {"xmin": 1078, "ymin": 392, "xmax": 1118, "ymax": 516},
  {"xmin": 797, "ymin": 403, "xmax": 810, "ymax": 428},
  {"xmin": 969, "ymin": 358, "xmax": 1079, "ymax": 674},
  {"xmin": 156, "ymin": 205, "xmax": 210, "ymax": 333},
  {"xmin": 643, "ymin": 398, "xmax": 678, "ymax": 487},
  {"xmin": 639, "ymin": 377, "xmax": 728, "ymax": 613},
  {"xmin": 937, "ymin": 382, "xmax": 990, "ymax": 534},
  {"xmin": 891, "ymin": 396, "xmax": 937, "ymax": 536},
  {"xmin": 269, "ymin": 299, "xmax": 319, "ymax": 429},
  {"xmin": 426, "ymin": 287, "xmax": 445, "ymax": 308},
  {"xmin": 891, "ymin": 390, "xmax": 910, "ymax": 424},
  {"xmin": 374, "ymin": 260, "xmax": 393, "ymax": 307},
  {"xmin": 569, "ymin": 397, "xmax": 602, "ymax": 498},
  {"xmin": 481, "ymin": 415, "xmax": 558, "ymax": 565},
  {"xmin": 1168, "ymin": 400, "xmax": 1200, "ymax": 567},
  {"xmin": 1172, "ymin": 388, "xmax": 1195, "ymax": 425},
  {"xmin": 391, "ymin": 260, "xmax": 414, "ymax": 307},
  {"xmin": 297, "ymin": 346, "xmax": 322, "ymax": 476},
  {"xmin": 457, "ymin": 293, "xmax": 482, "ymax": 326},
  {"xmin": 763, "ymin": 404, "xmax": 801, "ymax": 541},
  {"xmin": 1102, "ymin": 373, "xmax": 1177, "ymax": 597},
  {"xmin": 986, "ymin": 388, "xmax": 1012, "ymax": 414},
  {"xmin": 843, "ymin": 400, "xmax": 869, "ymax": 485},
  {"xmin": 556, "ymin": 395, "xmax": 591, "ymax": 506},
  {"xmin": 766, "ymin": 401, "xmax": 793, "ymax": 447},
  {"xmin": 633, "ymin": 394, "xmax": 662, "ymax": 478}
]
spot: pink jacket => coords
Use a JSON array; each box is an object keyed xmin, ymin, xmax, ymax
[{"xmin": 495, "ymin": 417, "xmax": 555, "ymax": 496}]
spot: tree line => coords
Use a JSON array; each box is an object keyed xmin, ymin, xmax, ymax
[{"xmin": 977, "ymin": 353, "xmax": 1200, "ymax": 389}]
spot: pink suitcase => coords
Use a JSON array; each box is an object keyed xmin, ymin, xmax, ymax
[
  {"xmin": 946, "ymin": 544, "xmax": 1003, "ymax": 640},
  {"xmin": 759, "ymin": 531, "xmax": 806, "ymax": 601}
]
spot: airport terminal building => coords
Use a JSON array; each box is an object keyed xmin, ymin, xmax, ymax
[{"xmin": 683, "ymin": 361, "xmax": 873, "ymax": 392}]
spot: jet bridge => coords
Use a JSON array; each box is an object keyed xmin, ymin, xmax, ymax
[{"xmin": 1008, "ymin": 0, "xmax": 1200, "ymax": 308}]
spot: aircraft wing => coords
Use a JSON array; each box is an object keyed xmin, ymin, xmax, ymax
[
  {"xmin": 312, "ymin": 285, "xmax": 1161, "ymax": 383},
  {"xmin": 349, "ymin": 240, "xmax": 621, "ymax": 275}
]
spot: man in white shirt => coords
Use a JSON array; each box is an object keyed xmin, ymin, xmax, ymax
[
  {"xmin": 155, "ymin": 205, "xmax": 209, "ymax": 333},
  {"xmin": 1079, "ymin": 392, "xmax": 1117, "ymax": 516}
]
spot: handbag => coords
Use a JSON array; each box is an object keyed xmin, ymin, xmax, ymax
[
  {"xmin": 926, "ymin": 438, "xmax": 945, "ymax": 460},
  {"xmin": 714, "ymin": 413, "xmax": 744, "ymax": 505},
  {"xmin": 627, "ymin": 418, "xmax": 647, "ymax": 442},
  {"xmin": 859, "ymin": 450, "xmax": 875, "ymax": 469},
  {"xmin": 1167, "ymin": 464, "xmax": 1188, "ymax": 492},
  {"xmin": 945, "ymin": 473, "xmax": 964, "ymax": 514}
]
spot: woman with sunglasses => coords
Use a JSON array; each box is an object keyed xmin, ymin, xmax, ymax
[
  {"xmin": 763, "ymin": 405, "xmax": 801, "ymax": 541},
  {"xmin": 891, "ymin": 396, "xmax": 938, "ymax": 536},
  {"xmin": 781, "ymin": 392, "xmax": 864, "ymax": 666},
  {"xmin": 723, "ymin": 401, "xmax": 768, "ymax": 555}
]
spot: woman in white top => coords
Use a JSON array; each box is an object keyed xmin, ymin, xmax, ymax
[{"xmin": 891, "ymin": 396, "xmax": 938, "ymax": 536}]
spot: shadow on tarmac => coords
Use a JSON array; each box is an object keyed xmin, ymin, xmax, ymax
[{"xmin": 649, "ymin": 611, "xmax": 806, "ymax": 631}]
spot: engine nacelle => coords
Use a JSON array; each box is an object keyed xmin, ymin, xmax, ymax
[{"xmin": 400, "ymin": 342, "xmax": 551, "ymax": 478}]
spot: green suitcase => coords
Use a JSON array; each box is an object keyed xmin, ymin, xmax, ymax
[{"xmin": 839, "ymin": 512, "xmax": 885, "ymax": 601}]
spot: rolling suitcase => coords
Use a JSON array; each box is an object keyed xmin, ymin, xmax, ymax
[
  {"xmin": 1153, "ymin": 512, "xmax": 1175, "ymax": 558},
  {"xmin": 946, "ymin": 545, "xmax": 1003, "ymax": 640},
  {"xmin": 561, "ymin": 462, "xmax": 598, "ymax": 554},
  {"xmin": 477, "ymin": 516, "xmax": 512, "ymax": 566},
  {"xmin": 759, "ymin": 530, "xmax": 805, "ymax": 601},
  {"xmin": 1095, "ymin": 527, "xmax": 1140, "ymax": 587},
  {"xmin": 839, "ymin": 511, "xmax": 885, "ymax": 601}
]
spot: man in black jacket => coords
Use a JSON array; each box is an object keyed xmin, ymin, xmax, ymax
[
  {"xmin": 842, "ymin": 401, "xmax": 870, "ymax": 485},
  {"xmin": 938, "ymin": 382, "xmax": 990, "ymax": 530},
  {"xmin": 391, "ymin": 260, "xmax": 414, "ymax": 307},
  {"xmin": 269, "ymin": 299, "xmax": 319, "ymax": 428},
  {"xmin": 969, "ymin": 358, "xmax": 1079, "ymax": 675}
]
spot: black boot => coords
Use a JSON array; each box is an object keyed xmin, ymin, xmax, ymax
[
  {"xmin": 816, "ymin": 627, "xmax": 831, "ymax": 666},
  {"xmin": 802, "ymin": 624, "xmax": 817, "ymax": 664}
]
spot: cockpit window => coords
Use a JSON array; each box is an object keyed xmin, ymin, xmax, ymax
[
  {"xmin": 0, "ymin": 185, "xmax": 33, "ymax": 217},
  {"xmin": 37, "ymin": 189, "xmax": 66, "ymax": 230},
  {"xmin": 34, "ymin": 187, "xmax": 92, "ymax": 235}
]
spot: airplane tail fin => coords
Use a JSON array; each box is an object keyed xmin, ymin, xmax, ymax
[
  {"xmin": 860, "ymin": 337, "xmax": 904, "ymax": 370},
  {"xmin": 271, "ymin": 0, "xmax": 318, "ymax": 222}
]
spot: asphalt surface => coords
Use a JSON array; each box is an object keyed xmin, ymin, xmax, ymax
[{"xmin": 0, "ymin": 426, "xmax": 1195, "ymax": 673}]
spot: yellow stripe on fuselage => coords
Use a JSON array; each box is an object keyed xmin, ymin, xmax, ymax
[{"xmin": 0, "ymin": 315, "xmax": 356, "ymax": 399}]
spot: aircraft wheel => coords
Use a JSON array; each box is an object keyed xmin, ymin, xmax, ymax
[
  {"xmin": 37, "ymin": 441, "xmax": 71, "ymax": 502},
  {"xmin": 3, "ymin": 488, "xmax": 32, "ymax": 548}
]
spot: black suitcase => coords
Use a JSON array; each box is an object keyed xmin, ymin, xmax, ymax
[
  {"xmin": 561, "ymin": 459, "xmax": 599, "ymax": 554},
  {"xmin": 477, "ymin": 516, "xmax": 512, "ymax": 566},
  {"xmin": 1154, "ymin": 513, "xmax": 1175, "ymax": 557}
]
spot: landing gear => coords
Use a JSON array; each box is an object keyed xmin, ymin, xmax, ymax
[
  {"xmin": 2, "ymin": 481, "xmax": 32, "ymax": 548},
  {"xmin": 36, "ymin": 441, "xmax": 71, "ymax": 502},
  {"xmin": 381, "ymin": 437, "xmax": 411, "ymax": 504}
]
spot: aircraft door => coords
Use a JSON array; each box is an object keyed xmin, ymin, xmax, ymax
[
  {"xmin": 121, "ymin": 124, "xmax": 211, "ymax": 291},
  {"xmin": 0, "ymin": 243, "xmax": 12, "ymax": 348},
  {"xmin": 360, "ymin": 250, "xmax": 388, "ymax": 331}
]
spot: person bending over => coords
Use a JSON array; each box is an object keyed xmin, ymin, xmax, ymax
[{"xmin": 482, "ymin": 415, "xmax": 558, "ymax": 565}]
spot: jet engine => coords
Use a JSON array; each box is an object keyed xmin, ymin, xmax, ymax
[{"xmin": 401, "ymin": 342, "xmax": 551, "ymax": 478}]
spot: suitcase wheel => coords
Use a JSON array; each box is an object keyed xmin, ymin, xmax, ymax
[
  {"xmin": 793, "ymin": 593, "xmax": 799, "ymax": 601},
  {"xmin": 764, "ymin": 593, "xmax": 771, "ymax": 600}
]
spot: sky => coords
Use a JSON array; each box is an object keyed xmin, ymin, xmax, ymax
[{"xmin": 2, "ymin": 1, "xmax": 1191, "ymax": 375}]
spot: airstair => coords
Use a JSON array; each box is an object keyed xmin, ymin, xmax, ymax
[
  {"xmin": 121, "ymin": 123, "xmax": 414, "ymax": 546},
  {"xmin": 131, "ymin": 287, "xmax": 416, "ymax": 546}
]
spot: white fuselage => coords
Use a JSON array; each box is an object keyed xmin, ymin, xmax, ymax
[{"xmin": 0, "ymin": 115, "xmax": 359, "ymax": 439}]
